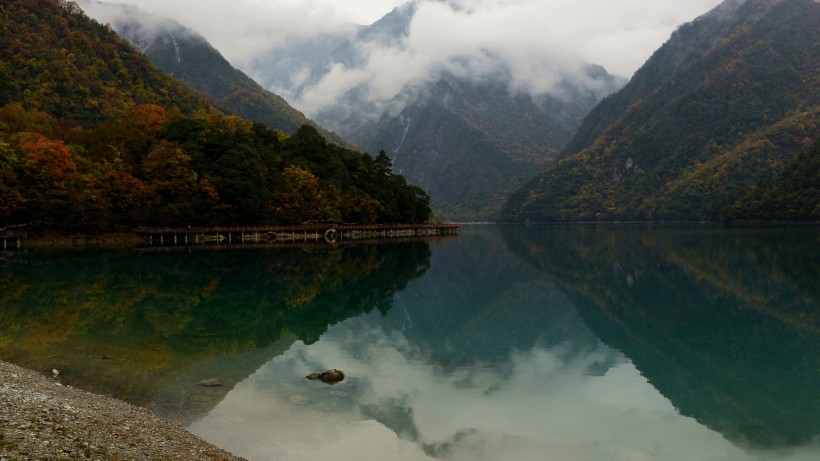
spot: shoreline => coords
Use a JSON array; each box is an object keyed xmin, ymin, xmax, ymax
[
  {"xmin": 0, "ymin": 360, "xmax": 244, "ymax": 460},
  {"xmin": 3, "ymin": 232, "xmax": 144, "ymax": 250}
]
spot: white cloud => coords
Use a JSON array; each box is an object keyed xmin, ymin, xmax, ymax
[
  {"xmin": 288, "ymin": 0, "xmax": 725, "ymax": 116},
  {"xmin": 83, "ymin": 0, "xmax": 726, "ymax": 119},
  {"xmin": 83, "ymin": 0, "xmax": 378, "ymax": 65}
]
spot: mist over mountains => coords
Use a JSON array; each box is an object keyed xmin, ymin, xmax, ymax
[
  {"xmin": 246, "ymin": 1, "xmax": 626, "ymax": 218},
  {"xmin": 76, "ymin": 0, "xmax": 344, "ymax": 143},
  {"xmin": 73, "ymin": 0, "xmax": 817, "ymax": 222},
  {"xmin": 81, "ymin": 0, "xmax": 633, "ymax": 219}
]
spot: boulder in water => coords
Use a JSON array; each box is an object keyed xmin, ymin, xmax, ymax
[{"xmin": 306, "ymin": 369, "xmax": 345, "ymax": 384}]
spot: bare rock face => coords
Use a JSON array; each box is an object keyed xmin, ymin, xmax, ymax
[{"xmin": 305, "ymin": 369, "xmax": 345, "ymax": 384}]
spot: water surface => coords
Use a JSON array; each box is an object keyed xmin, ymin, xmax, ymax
[{"xmin": 1, "ymin": 226, "xmax": 818, "ymax": 460}]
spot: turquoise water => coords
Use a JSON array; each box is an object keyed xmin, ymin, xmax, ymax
[{"xmin": 1, "ymin": 225, "xmax": 818, "ymax": 460}]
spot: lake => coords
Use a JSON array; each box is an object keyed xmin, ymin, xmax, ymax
[{"xmin": 1, "ymin": 225, "xmax": 818, "ymax": 460}]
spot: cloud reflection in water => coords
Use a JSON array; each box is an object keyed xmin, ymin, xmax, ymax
[{"xmin": 187, "ymin": 316, "xmax": 818, "ymax": 461}]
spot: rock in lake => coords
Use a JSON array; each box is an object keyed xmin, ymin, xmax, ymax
[{"xmin": 306, "ymin": 369, "xmax": 345, "ymax": 384}]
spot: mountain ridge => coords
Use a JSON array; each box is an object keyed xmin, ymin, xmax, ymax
[
  {"xmin": 0, "ymin": 0, "xmax": 432, "ymax": 230},
  {"xmin": 77, "ymin": 0, "xmax": 345, "ymax": 144},
  {"xmin": 272, "ymin": 1, "xmax": 624, "ymax": 220},
  {"xmin": 501, "ymin": 0, "xmax": 819, "ymax": 222}
]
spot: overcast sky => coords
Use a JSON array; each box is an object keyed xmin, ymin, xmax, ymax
[
  {"xmin": 93, "ymin": 0, "xmax": 724, "ymax": 76},
  {"xmin": 86, "ymin": 0, "xmax": 727, "ymax": 118}
]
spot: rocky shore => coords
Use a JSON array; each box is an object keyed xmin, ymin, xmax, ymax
[{"xmin": 0, "ymin": 361, "xmax": 244, "ymax": 461}]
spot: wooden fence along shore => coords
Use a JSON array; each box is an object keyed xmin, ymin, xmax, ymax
[{"xmin": 133, "ymin": 223, "xmax": 461, "ymax": 246}]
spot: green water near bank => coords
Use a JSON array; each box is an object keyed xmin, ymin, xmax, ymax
[{"xmin": 1, "ymin": 226, "xmax": 817, "ymax": 460}]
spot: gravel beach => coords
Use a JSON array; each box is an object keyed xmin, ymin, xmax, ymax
[{"xmin": 0, "ymin": 361, "xmax": 244, "ymax": 461}]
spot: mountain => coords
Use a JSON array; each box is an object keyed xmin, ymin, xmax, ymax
[
  {"xmin": 501, "ymin": 0, "xmax": 820, "ymax": 222},
  {"xmin": 0, "ymin": 0, "xmax": 209, "ymax": 122},
  {"xmin": 0, "ymin": 0, "xmax": 431, "ymax": 230},
  {"xmin": 260, "ymin": 2, "xmax": 623, "ymax": 220},
  {"xmin": 729, "ymin": 137, "xmax": 820, "ymax": 220},
  {"xmin": 353, "ymin": 70, "xmax": 618, "ymax": 219},
  {"xmin": 76, "ymin": 1, "xmax": 344, "ymax": 144}
]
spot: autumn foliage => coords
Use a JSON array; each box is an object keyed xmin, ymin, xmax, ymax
[
  {"xmin": 0, "ymin": 103, "xmax": 431, "ymax": 230},
  {"xmin": 0, "ymin": 0, "xmax": 431, "ymax": 230}
]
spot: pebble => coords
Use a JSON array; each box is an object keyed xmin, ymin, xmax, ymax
[{"xmin": 1, "ymin": 360, "xmax": 243, "ymax": 460}]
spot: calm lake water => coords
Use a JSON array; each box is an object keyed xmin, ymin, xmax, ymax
[{"xmin": 1, "ymin": 225, "xmax": 818, "ymax": 460}]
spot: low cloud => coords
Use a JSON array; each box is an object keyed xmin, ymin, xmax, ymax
[
  {"xmin": 289, "ymin": 0, "xmax": 724, "ymax": 117},
  {"xmin": 82, "ymin": 0, "xmax": 725, "ymax": 119},
  {"xmin": 81, "ymin": 0, "xmax": 371, "ymax": 65}
]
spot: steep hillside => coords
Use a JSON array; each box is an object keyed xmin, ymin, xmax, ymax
[
  {"xmin": 77, "ymin": 1, "xmax": 344, "ymax": 143},
  {"xmin": 502, "ymin": 0, "xmax": 820, "ymax": 222},
  {"xmin": 0, "ymin": 0, "xmax": 431, "ymax": 230},
  {"xmin": 0, "ymin": 0, "xmax": 209, "ymax": 122},
  {"xmin": 270, "ymin": 2, "xmax": 623, "ymax": 220},
  {"xmin": 729, "ymin": 137, "xmax": 820, "ymax": 220}
]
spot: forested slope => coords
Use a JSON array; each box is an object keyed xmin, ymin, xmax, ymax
[
  {"xmin": 76, "ymin": 0, "xmax": 345, "ymax": 144},
  {"xmin": 502, "ymin": 0, "xmax": 819, "ymax": 222},
  {"xmin": 0, "ymin": 0, "xmax": 430, "ymax": 231}
]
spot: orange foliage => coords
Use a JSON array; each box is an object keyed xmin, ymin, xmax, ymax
[
  {"xmin": 22, "ymin": 133, "xmax": 76, "ymax": 179},
  {"xmin": 127, "ymin": 104, "xmax": 167, "ymax": 137}
]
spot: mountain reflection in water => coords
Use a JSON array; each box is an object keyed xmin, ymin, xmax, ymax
[
  {"xmin": 504, "ymin": 225, "xmax": 820, "ymax": 450},
  {"xmin": 0, "ymin": 242, "xmax": 431, "ymax": 417},
  {"xmin": 1, "ymin": 226, "xmax": 818, "ymax": 460}
]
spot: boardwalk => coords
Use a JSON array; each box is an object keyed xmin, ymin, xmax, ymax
[
  {"xmin": 133, "ymin": 223, "xmax": 460, "ymax": 246},
  {"xmin": 0, "ymin": 231, "xmax": 26, "ymax": 249}
]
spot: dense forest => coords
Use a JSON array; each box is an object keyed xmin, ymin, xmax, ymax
[
  {"xmin": 0, "ymin": 0, "xmax": 431, "ymax": 231},
  {"xmin": 501, "ymin": 0, "xmax": 819, "ymax": 222}
]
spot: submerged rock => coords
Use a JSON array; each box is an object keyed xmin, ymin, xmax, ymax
[
  {"xmin": 195, "ymin": 378, "xmax": 222, "ymax": 387},
  {"xmin": 306, "ymin": 369, "xmax": 345, "ymax": 384}
]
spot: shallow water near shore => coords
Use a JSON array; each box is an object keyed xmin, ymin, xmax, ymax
[{"xmin": 1, "ymin": 225, "xmax": 818, "ymax": 460}]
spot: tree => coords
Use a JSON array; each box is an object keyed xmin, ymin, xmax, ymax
[
  {"xmin": 0, "ymin": 140, "xmax": 26, "ymax": 223},
  {"xmin": 141, "ymin": 141, "xmax": 198, "ymax": 198},
  {"xmin": 271, "ymin": 166, "xmax": 340, "ymax": 224},
  {"xmin": 374, "ymin": 150, "xmax": 393, "ymax": 177},
  {"xmin": 21, "ymin": 134, "xmax": 77, "ymax": 182}
]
